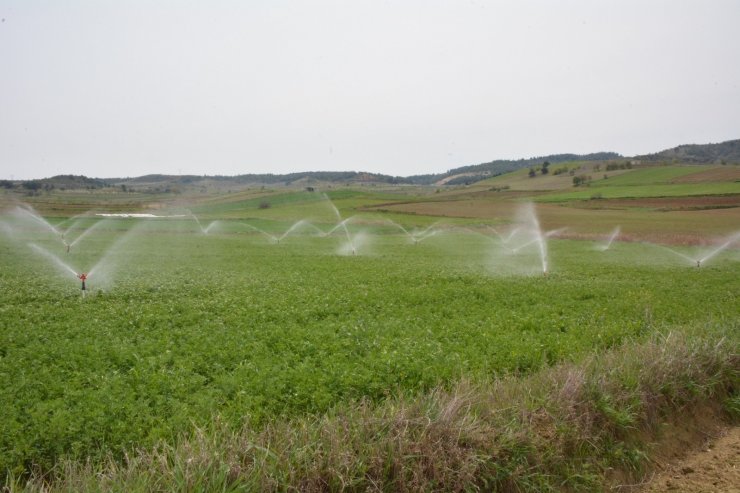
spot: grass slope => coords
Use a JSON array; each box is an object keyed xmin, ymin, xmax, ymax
[
  {"xmin": 588, "ymin": 165, "xmax": 713, "ymax": 187},
  {"xmin": 536, "ymin": 182, "xmax": 740, "ymax": 202}
]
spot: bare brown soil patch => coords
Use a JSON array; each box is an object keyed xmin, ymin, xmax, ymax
[
  {"xmin": 641, "ymin": 425, "xmax": 739, "ymax": 492},
  {"xmin": 365, "ymin": 199, "xmax": 739, "ymax": 241},
  {"xmin": 365, "ymin": 198, "xmax": 521, "ymax": 220},
  {"xmin": 671, "ymin": 166, "xmax": 740, "ymax": 184}
]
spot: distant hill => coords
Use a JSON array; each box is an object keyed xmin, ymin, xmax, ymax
[
  {"xmin": 9, "ymin": 138, "xmax": 738, "ymax": 191},
  {"xmin": 114, "ymin": 156, "xmax": 623, "ymax": 189},
  {"xmin": 121, "ymin": 171, "xmax": 411, "ymax": 186},
  {"xmin": 637, "ymin": 139, "xmax": 740, "ymax": 164},
  {"xmin": 4, "ymin": 174, "xmax": 110, "ymax": 191},
  {"xmin": 407, "ymin": 152, "xmax": 621, "ymax": 185},
  {"xmin": 43, "ymin": 174, "xmax": 109, "ymax": 188}
]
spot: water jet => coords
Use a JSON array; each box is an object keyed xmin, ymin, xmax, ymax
[
  {"xmin": 506, "ymin": 203, "xmax": 550, "ymax": 275},
  {"xmin": 324, "ymin": 194, "xmax": 357, "ymax": 254},
  {"xmin": 600, "ymin": 226, "xmax": 621, "ymax": 251},
  {"xmin": 277, "ymin": 220, "xmax": 325, "ymax": 243}
]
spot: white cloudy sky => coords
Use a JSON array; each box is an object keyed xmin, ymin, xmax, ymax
[{"xmin": 1, "ymin": 0, "xmax": 739, "ymax": 179}]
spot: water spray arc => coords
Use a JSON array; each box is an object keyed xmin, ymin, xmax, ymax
[
  {"xmin": 67, "ymin": 219, "xmax": 109, "ymax": 249},
  {"xmin": 599, "ymin": 226, "xmax": 621, "ymax": 251},
  {"xmin": 202, "ymin": 220, "xmax": 279, "ymax": 242},
  {"xmin": 456, "ymin": 227, "xmax": 500, "ymax": 245},
  {"xmin": 21, "ymin": 217, "xmax": 150, "ymax": 294},
  {"xmin": 3, "ymin": 199, "xmax": 736, "ymax": 301},
  {"xmin": 277, "ymin": 220, "xmax": 325, "ymax": 243},
  {"xmin": 13, "ymin": 206, "xmax": 66, "ymax": 248},
  {"xmin": 203, "ymin": 221, "xmax": 220, "ymax": 235},
  {"xmin": 87, "ymin": 220, "xmax": 149, "ymax": 281},
  {"xmin": 411, "ymin": 221, "xmax": 441, "ymax": 244},
  {"xmin": 381, "ymin": 219, "xmax": 416, "ymax": 243},
  {"xmin": 485, "ymin": 226, "xmax": 505, "ymax": 242},
  {"xmin": 28, "ymin": 243, "xmax": 79, "ymax": 279},
  {"xmin": 502, "ymin": 227, "xmax": 521, "ymax": 244},
  {"xmin": 504, "ymin": 204, "xmax": 551, "ymax": 276},
  {"xmin": 696, "ymin": 232, "xmax": 740, "ymax": 267},
  {"xmin": 324, "ymin": 194, "xmax": 356, "ymax": 255},
  {"xmin": 188, "ymin": 212, "xmax": 207, "ymax": 235},
  {"xmin": 647, "ymin": 231, "xmax": 740, "ymax": 268},
  {"xmin": 239, "ymin": 223, "xmax": 279, "ymax": 243},
  {"xmin": 54, "ymin": 213, "xmax": 92, "ymax": 233},
  {"xmin": 531, "ymin": 210, "xmax": 548, "ymax": 276}
]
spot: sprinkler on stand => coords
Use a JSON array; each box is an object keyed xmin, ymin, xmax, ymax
[
  {"xmin": 78, "ymin": 273, "xmax": 88, "ymax": 298},
  {"xmin": 696, "ymin": 259, "xmax": 701, "ymax": 268}
]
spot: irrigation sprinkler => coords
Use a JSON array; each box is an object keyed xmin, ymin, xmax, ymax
[{"xmin": 78, "ymin": 273, "xmax": 87, "ymax": 297}]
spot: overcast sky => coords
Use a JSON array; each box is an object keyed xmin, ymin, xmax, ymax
[{"xmin": 1, "ymin": 1, "xmax": 739, "ymax": 180}]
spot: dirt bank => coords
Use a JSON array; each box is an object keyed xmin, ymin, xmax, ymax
[{"xmin": 642, "ymin": 425, "xmax": 739, "ymax": 492}]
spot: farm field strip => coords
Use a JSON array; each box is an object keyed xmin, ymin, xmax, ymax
[
  {"xmin": 536, "ymin": 182, "xmax": 740, "ymax": 202},
  {"xmin": 587, "ymin": 165, "xmax": 710, "ymax": 186}
]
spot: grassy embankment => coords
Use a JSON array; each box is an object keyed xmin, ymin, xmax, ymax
[{"xmin": 7, "ymin": 330, "xmax": 738, "ymax": 492}]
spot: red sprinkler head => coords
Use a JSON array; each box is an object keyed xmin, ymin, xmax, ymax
[{"xmin": 78, "ymin": 273, "xmax": 87, "ymax": 281}]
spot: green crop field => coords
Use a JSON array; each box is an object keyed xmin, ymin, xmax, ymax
[
  {"xmin": 1, "ymin": 196, "xmax": 739, "ymax": 479},
  {"xmin": 1, "ymin": 179, "xmax": 739, "ymax": 490}
]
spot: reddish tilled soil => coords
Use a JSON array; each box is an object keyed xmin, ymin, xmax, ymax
[
  {"xmin": 670, "ymin": 167, "xmax": 740, "ymax": 184},
  {"xmin": 573, "ymin": 196, "xmax": 740, "ymax": 211}
]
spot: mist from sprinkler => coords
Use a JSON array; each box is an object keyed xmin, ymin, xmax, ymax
[
  {"xmin": 203, "ymin": 221, "xmax": 220, "ymax": 235},
  {"xmin": 599, "ymin": 226, "xmax": 621, "ymax": 251},
  {"xmin": 324, "ymin": 194, "xmax": 356, "ymax": 254},
  {"xmin": 28, "ymin": 243, "xmax": 79, "ymax": 279},
  {"xmin": 277, "ymin": 220, "xmax": 325, "ymax": 243},
  {"xmin": 644, "ymin": 231, "xmax": 740, "ymax": 268},
  {"xmin": 14, "ymin": 206, "xmax": 65, "ymax": 246},
  {"xmin": 188, "ymin": 212, "xmax": 207, "ymax": 234},
  {"xmin": 695, "ymin": 232, "xmax": 740, "ymax": 267},
  {"xmin": 504, "ymin": 204, "xmax": 550, "ymax": 276},
  {"xmin": 410, "ymin": 222, "xmax": 441, "ymax": 244},
  {"xmin": 381, "ymin": 218, "xmax": 416, "ymax": 243},
  {"xmin": 21, "ymin": 217, "xmax": 149, "ymax": 293},
  {"xmin": 54, "ymin": 213, "xmax": 89, "ymax": 232},
  {"xmin": 67, "ymin": 219, "xmax": 109, "ymax": 250},
  {"xmin": 4, "ymin": 200, "xmax": 738, "ymax": 297},
  {"xmin": 485, "ymin": 226, "xmax": 505, "ymax": 242}
]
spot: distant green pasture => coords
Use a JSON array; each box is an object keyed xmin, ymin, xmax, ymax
[{"xmin": 590, "ymin": 165, "xmax": 711, "ymax": 186}]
